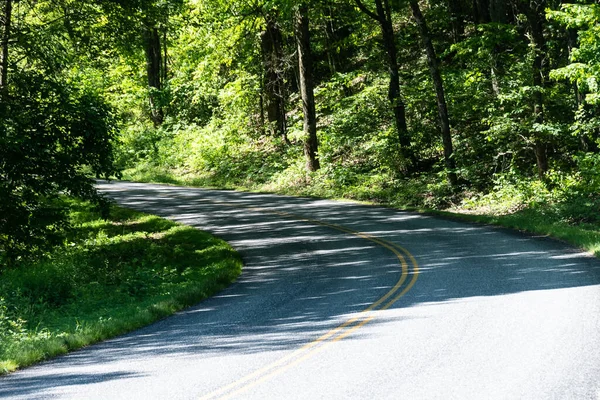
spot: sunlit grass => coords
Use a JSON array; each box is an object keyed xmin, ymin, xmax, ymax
[{"xmin": 0, "ymin": 200, "xmax": 242, "ymax": 375}]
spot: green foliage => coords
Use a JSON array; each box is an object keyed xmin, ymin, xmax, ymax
[
  {"xmin": 0, "ymin": 0, "xmax": 124, "ymax": 266},
  {"xmin": 459, "ymin": 154, "xmax": 600, "ymax": 226},
  {"xmin": 548, "ymin": 3, "xmax": 600, "ymax": 149},
  {"xmin": 317, "ymin": 73, "xmax": 398, "ymax": 172},
  {"xmin": 548, "ymin": 4, "xmax": 600, "ymax": 95},
  {"xmin": 4, "ymin": 0, "xmax": 600, "ymax": 275},
  {"xmin": 0, "ymin": 200, "xmax": 242, "ymax": 374},
  {"xmin": 0, "ymin": 72, "xmax": 119, "ymax": 266},
  {"xmin": 460, "ymin": 172, "xmax": 552, "ymax": 215}
]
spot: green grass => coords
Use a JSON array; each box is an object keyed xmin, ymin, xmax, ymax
[
  {"xmin": 122, "ymin": 163, "xmax": 253, "ymax": 191},
  {"xmin": 0, "ymin": 200, "xmax": 242, "ymax": 375}
]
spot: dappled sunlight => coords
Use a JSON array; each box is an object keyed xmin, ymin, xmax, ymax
[
  {"xmin": 4, "ymin": 181, "xmax": 598, "ymax": 398},
  {"xmin": 94, "ymin": 181, "xmax": 600, "ymax": 305},
  {"xmin": 91, "ymin": 181, "xmax": 600, "ymax": 330},
  {"xmin": 551, "ymin": 251, "xmax": 594, "ymax": 259}
]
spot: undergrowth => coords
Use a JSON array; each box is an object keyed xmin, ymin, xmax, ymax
[{"xmin": 0, "ymin": 200, "xmax": 242, "ymax": 375}]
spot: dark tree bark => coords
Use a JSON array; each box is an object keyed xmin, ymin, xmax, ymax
[
  {"xmin": 410, "ymin": 0, "xmax": 457, "ymax": 186},
  {"xmin": 259, "ymin": 77, "xmax": 266, "ymax": 136},
  {"xmin": 162, "ymin": 29, "xmax": 168, "ymax": 85},
  {"xmin": 472, "ymin": 0, "xmax": 507, "ymax": 99},
  {"xmin": 489, "ymin": 0, "xmax": 508, "ymax": 23},
  {"xmin": 447, "ymin": 0, "xmax": 465, "ymax": 42},
  {"xmin": 473, "ymin": 0, "xmax": 491, "ymax": 23},
  {"xmin": 260, "ymin": 13, "xmax": 288, "ymax": 143},
  {"xmin": 354, "ymin": 0, "xmax": 414, "ymax": 168},
  {"xmin": 144, "ymin": 26, "xmax": 164, "ymax": 126},
  {"xmin": 520, "ymin": 0, "xmax": 549, "ymax": 178},
  {"xmin": 294, "ymin": 3, "xmax": 320, "ymax": 172},
  {"xmin": 324, "ymin": 6, "xmax": 338, "ymax": 74},
  {"xmin": 0, "ymin": 0, "xmax": 12, "ymax": 96}
]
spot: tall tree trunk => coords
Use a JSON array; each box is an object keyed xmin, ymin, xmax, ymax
[
  {"xmin": 0, "ymin": 0, "xmax": 12, "ymax": 97},
  {"xmin": 295, "ymin": 4, "xmax": 320, "ymax": 172},
  {"xmin": 259, "ymin": 78, "xmax": 266, "ymax": 136},
  {"xmin": 473, "ymin": 0, "xmax": 491, "ymax": 23},
  {"xmin": 520, "ymin": 0, "xmax": 549, "ymax": 179},
  {"xmin": 489, "ymin": 0, "xmax": 508, "ymax": 23},
  {"xmin": 355, "ymin": 0, "xmax": 414, "ymax": 169},
  {"xmin": 447, "ymin": 0, "xmax": 464, "ymax": 42},
  {"xmin": 260, "ymin": 14, "xmax": 288, "ymax": 143},
  {"xmin": 162, "ymin": 29, "xmax": 168, "ymax": 85},
  {"xmin": 472, "ymin": 0, "xmax": 501, "ymax": 99},
  {"xmin": 324, "ymin": 7, "xmax": 338, "ymax": 74},
  {"xmin": 261, "ymin": 14, "xmax": 289, "ymax": 143},
  {"xmin": 144, "ymin": 26, "xmax": 164, "ymax": 127},
  {"xmin": 410, "ymin": 0, "xmax": 457, "ymax": 186}
]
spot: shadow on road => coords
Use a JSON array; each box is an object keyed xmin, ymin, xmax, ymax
[
  {"xmin": 0, "ymin": 371, "xmax": 141, "ymax": 398},
  {"xmin": 2, "ymin": 181, "xmax": 599, "ymax": 396}
]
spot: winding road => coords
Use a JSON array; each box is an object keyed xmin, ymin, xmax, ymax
[{"xmin": 2, "ymin": 181, "xmax": 600, "ymax": 399}]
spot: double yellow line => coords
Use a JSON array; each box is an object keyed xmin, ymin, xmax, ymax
[
  {"xmin": 122, "ymin": 191, "xmax": 419, "ymax": 398},
  {"xmin": 196, "ymin": 203, "xmax": 420, "ymax": 400}
]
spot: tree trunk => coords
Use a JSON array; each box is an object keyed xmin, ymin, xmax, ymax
[
  {"xmin": 323, "ymin": 5, "xmax": 341, "ymax": 75},
  {"xmin": 259, "ymin": 78, "xmax": 266, "ymax": 136},
  {"xmin": 354, "ymin": 0, "xmax": 414, "ymax": 168},
  {"xmin": 0, "ymin": 0, "xmax": 12, "ymax": 96},
  {"xmin": 144, "ymin": 26, "xmax": 164, "ymax": 127},
  {"xmin": 260, "ymin": 14, "xmax": 288, "ymax": 143},
  {"xmin": 294, "ymin": 3, "xmax": 320, "ymax": 171},
  {"xmin": 489, "ymin": 0, "xmax": 508, "ymax": 23},
  {"xmin": 410, "ymin": 0, "xmax": 457, "ymax": 186},
  {"xmin": 521, "ymin": 0, "xmax": 549, "ymax": 179},
  {"xmin": 472, "ymin": 0, "xmax": 503, "ymax": 98},
  {"xmin": 473, "ymin": 0, "xmax": 491, "ymax": 23},
  {"xmin": 567, "ymin": 27, "xmax": 591, "ymax": 151},
  {"xmin": 295, "ymin": 4, "xmax": 320, "ymax": 172},
  {"xmin": 447, "ymin": 0, "xmax": 464, "ymax": 42},
  {"xmin": 162, "ymin": 29, "xmax": 168, "ymax": 85}
]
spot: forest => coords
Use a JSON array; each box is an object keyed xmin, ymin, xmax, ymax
[
  {"xmin": 2, "ymin": 0, "xmax": 600, "ymax": 262},
  {"xmin": 3, "ymin": 0, "xmax": 600, "ymax": 374}
]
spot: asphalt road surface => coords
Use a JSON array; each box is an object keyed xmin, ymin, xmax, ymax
[{"xmin": 2, "ymin": 181, "xmax": 600, "ymax": 399}]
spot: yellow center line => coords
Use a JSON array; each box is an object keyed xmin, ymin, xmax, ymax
[
  {"xmin": 198, "ymin": 234, "xmax": 410, "ymax": 399},
  {"xmin": 145, "ymin": 193, "xmax": 418, "ymax": 400},
  {"xmin": 214, "ymin": 241, "xmax": 419, "ymax": 400}
]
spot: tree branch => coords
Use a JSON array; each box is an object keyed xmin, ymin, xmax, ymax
[{"xmin": 354, "ymin": 0, "xmax": 380, "ymax": 22}]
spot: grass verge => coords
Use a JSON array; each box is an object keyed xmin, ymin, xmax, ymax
[{"xmin": 0, "ymin": 199, "xmax": 242, "ymax": 375}]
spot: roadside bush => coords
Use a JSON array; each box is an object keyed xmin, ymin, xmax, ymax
[
  {"xmin": 0, "ymin": 72, "xmax": 119, "ymax": 267},
  {"xmin": 546, "ymin": 154, "xmax": 600, "ymax": 224},
  {"xmin": 0, "ymin": 201, "xmax": 242, "ymax": 374}
]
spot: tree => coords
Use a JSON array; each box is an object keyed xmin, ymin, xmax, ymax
[
  {"xmin": 354, "ymin": 0, "xmax": 415, "ymax": 168},
  {"xmin": 0, "ymin": 0, "xmax": 11, "ymax": 95},
  {"xmin": 97, "ymin": 0, "xmax": 184, "ymax": 127},
  {"xmin": 261, "ymin": 11, "xmax": 289, "ymax": 142},
  {"xmin": 0, "ymin": 0, "xmax": 120, "ymax": 267},
  {"xmin": 519, "ymin": 0, "xmax": 550, "ymax": 178},
  {"xmin": 409, "ymin": 0, "xmax": 457, "ymax": 185},
  {"xmin": 295, "ymin": 3, "xmax": 320, "ymax": 172},
  {"xmin": 447, "ymin": 0, "xmax": 465, "ymax": 42},
  {"xmin": 549, "ymin": 3, "xmax": 600, "ymax": 151},
  {"xmin": 144, "ymin": 24, "xmax": 165, "ymax": 126}
]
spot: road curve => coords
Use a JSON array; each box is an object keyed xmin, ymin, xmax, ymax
[{"xmin": 2, "ymin": 181, "xmax": 600, "ymax": 399}]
